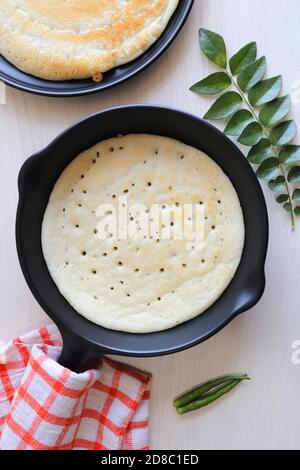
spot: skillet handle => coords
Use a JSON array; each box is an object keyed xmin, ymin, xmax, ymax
[
  {"xmin": 58, "ymin": 330, "xmax": 102, "ymax": 373},
  {"xmin": 233, "ymin": 269, "xmax": 266, "ymax": 317}
]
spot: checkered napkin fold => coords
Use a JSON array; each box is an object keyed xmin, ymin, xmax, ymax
[{"xmin": 0, "ymin": 325, "xmax": 151, "ymax": 450}]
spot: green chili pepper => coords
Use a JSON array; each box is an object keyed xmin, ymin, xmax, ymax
[
  {"xmin": 173, "ymin": 373, "xmax": 249, "ymax": 408},
  {"xmin": 176, "ymin": 379, "xmax": 246, "ymax": 415}
]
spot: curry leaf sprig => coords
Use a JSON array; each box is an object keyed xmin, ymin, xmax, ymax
[{"xmin": 191, "ymin": 29, "xmax": 300, "ymax": 231}]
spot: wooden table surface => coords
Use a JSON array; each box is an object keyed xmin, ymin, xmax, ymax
[{"xmin": 1, "ymin": 0, "xmax": 300, "ymax": 450}]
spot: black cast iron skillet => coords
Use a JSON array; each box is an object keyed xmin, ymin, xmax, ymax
[
  {"xmin": 16, "ymin": 105, "xmax": 269, "ymax": 372},
  {"xmin": 0, "ymin": 0, "xmax": 194, "ymax": 97}
]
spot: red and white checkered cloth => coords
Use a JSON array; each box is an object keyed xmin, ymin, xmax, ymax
[{"xmin": 0, "ymin": 325, "xmax": 151, "ymax": 450}]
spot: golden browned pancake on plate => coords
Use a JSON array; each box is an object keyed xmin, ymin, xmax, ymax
[
  {"xmin": 42, "ymin": 135, "xmax": 245, "ymax": 333},
  {"xmin": 0, "ymin": 0, "xmax": 179, "ymax": 80}
]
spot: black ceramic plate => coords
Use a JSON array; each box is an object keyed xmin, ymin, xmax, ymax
[
  {"xmin": 0, "ymin": 0, "xmax": 194, "ymax": 97},
  {"xmin": 16, "ymin": 105, "xmax": 269, "ymax": 372}
]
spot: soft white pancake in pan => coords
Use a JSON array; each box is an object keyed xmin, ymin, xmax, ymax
[
  {"xmin": 42, "ymin": 134, "xmax": 245, "ymax": 333},
  {"xmin": 0, "ymin": 0, "xmax": 179, "ymax": 80}
]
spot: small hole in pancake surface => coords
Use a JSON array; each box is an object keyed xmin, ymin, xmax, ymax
[{"xmin": 81, "ymin": 251, "xmax": 86, "ymax": 256}]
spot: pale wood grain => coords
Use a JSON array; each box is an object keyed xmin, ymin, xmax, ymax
[{"xmin": 1, "ymin": 0, "xmax": 300, "ymax": 450}]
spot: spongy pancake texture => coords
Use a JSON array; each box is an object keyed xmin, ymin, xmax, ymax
[
  {"xmin": 42, "ymin": 134, "xmax": 245, "ymax": 333},
  {"xmin": 0, "ymin": 0, "xmax": 179, "ymax": 80}
]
